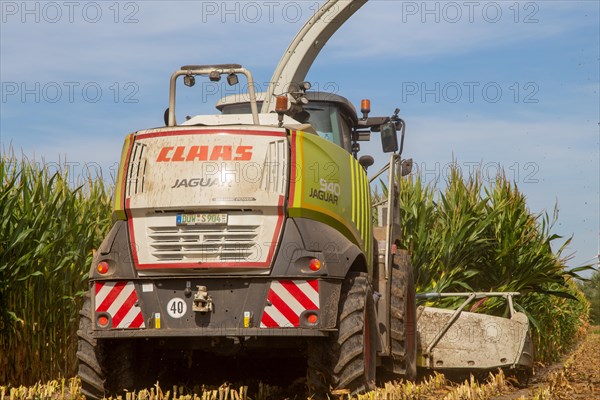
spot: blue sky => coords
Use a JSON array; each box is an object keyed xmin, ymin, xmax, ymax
[{"xmin": 1, "ymin": 1, "xmax": 598, "ymax": 276}]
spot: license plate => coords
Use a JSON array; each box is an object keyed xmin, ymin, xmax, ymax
[{"xmin": 176, "ymin": 213, "xmax": 228, "ymax": 225}]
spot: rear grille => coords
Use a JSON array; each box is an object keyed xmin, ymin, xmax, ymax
[
  {"xmin": 147, "ymin": 220, "xmax": 260, "ymax": 262},
  {"xmin": 126, "ymin": 142, "xmax": 147, "ymax": 196},
  {"xmin": 260, "ymin": 139, "xmax": 287, "ymax": 193}
]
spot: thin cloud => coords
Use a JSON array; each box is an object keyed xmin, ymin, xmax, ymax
[{"xmin": 321, "ymin": 1, "xmax": 598, "ymax": 60}]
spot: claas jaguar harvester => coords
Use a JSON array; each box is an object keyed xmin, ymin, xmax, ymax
[{"xmin": 77, "ymin": 0, "xmax": 419, "ymax": 397}]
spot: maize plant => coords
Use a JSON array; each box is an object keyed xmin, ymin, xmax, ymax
[
  {"xmin": 0, "ymin": 153, "xmax": 112, "ymax": 385},
  {"xmin": 391, "ymin": 165, "xmax": 591, "ymax": 362}
]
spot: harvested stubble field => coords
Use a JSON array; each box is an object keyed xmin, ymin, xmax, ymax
[{"xmin": 2, "ymin": 328, "xmax": 598, "ymax": 400}]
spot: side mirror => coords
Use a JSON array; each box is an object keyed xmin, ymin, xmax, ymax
[
  {"xmin": 401, "ymin": 158, "xmax": 413, "ymax": 176},
  {"xmin": 380, "ymin": 122, "xmax": 399, "ymax": 153}
]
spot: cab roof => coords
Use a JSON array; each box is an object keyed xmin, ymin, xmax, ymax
[{"xmin": 216, "ymin": 92, "xmax": 358, "ymax": 123}]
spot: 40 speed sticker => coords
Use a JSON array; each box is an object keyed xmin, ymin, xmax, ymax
[{"xmin": 166, "ymin": 297, "xmax": 187, "ymax": 318}]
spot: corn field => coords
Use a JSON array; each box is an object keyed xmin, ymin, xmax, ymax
[
  {"xmin": 0, "ymin": 154, "xmax": 112, "ymax": 385},
  {"xmin": 0, "ymin": 155, "xmax": 591, "ymax": 387},
  {"xmin": 394, "ymin": 167, "xmax": 590, "ymax": 362}
]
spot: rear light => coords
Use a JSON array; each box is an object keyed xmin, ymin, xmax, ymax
[
  {"xmin": 304, "ymin": 312, "xmax": 318, "ymax": 326},
  {"xmin": 97, "ymin": 315, "xmax": 110, "ymax": 328},
  {"xmin": 97, "ymin": 261, "xmax": 109, "ymax": 274},
  {"xmin": 309, "ymin": 258, "xmax": 321, "ymax": 271}
]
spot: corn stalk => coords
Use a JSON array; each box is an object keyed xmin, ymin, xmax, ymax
[
  {"xmin": 0, "ymin": 153, "xmax": 112, "ymax": 385},
  {"xmin": 384, "ymin": 164, "xmax": 591, "ymax": 361}
]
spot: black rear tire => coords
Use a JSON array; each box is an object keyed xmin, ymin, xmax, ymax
[
  {"xmin": 77, "ymin": 295, "xmax": 135, "ymax": 399},
  {"xmin": 307, "ymin": 272, "xmax": 377, "ymax": 397},
  {"xmin": 77, "ymin": 296, "xmax": 106, "ymax": 400},
  {"xmin": 381, "ymin": 250, "xmax": 417, "ymax": 381}
]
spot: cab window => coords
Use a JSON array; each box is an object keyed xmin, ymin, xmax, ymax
[
  {"xmin": 305, "ymin": 102, "xmax": 351, "ymax": 152},
  {"xmin": 220, "ymin": 100, "xmax": 353, "ymax": 152}
]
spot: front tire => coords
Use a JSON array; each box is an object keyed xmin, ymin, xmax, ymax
[{"xmin": 307, "ymin": 272, "xmax": 377, "ymax": 397}]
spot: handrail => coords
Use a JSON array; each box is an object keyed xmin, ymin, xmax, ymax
[
  {"xmin": 417, "ymin": 292, "xmax": 521, "ymax": 299},
  {"xmin": 369, "ymin": 162, "xmax": 391, "ymax": 183},
  {"xmin": 169, "ymin": 66, "xmax": 259, "ymax": 126}
]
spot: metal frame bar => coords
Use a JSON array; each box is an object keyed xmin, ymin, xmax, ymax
[
  {"xmin": 168, "ymin": 66, "xmax": 259, "ymax": 127},
  {"xmin": 369, "ymin": 162, "xmax": 391, "ymax": 184},
  {"xmin": 384, "ymin": 154, "xmax": 400, "ymax": 279}
]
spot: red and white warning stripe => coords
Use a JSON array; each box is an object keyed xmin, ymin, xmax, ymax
[
  {"xmin": 95, "ymin": 281, "xmax": 145, "ymax": 329},
  {"xmin": 260, "ymin": 280, "xmax": 319, "ymax": 328}
]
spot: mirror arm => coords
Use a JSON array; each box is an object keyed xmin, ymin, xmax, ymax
[
  {"xmin": 356, "ymin": 116, "xmax": 390, "ymax": 130},
  {"xmin": 397, "ymin": 118, "xmax": 406, "ymax": 157}
]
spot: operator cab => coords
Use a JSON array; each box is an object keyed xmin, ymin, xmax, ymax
[
  {"xmin": 166, "ymin": 64, "xmax": 402, "ymax": 160},
  {"xmin": 217, "ymin": 92, "xmax": 358, "ymax": 153}
]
